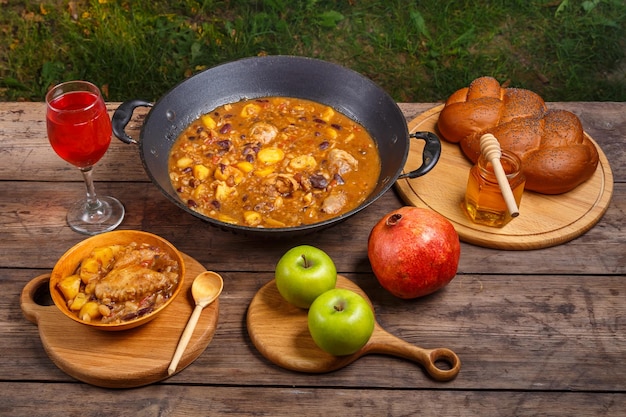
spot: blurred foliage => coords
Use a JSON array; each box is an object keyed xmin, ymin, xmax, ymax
[{"xmin": 1, "ymin": 0, "xmax": 625, "ymax": 102}]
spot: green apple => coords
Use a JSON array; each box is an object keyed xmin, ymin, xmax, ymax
[
  {"xmin": 275, "ymin": 245, "xmax": 337, "ymax": 309},
  {"xmin": 307, "ymin": 288, "xmax": 375, "ymax": 356}
]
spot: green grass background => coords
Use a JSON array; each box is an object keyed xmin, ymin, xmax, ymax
[{"xmin": 1, "ymin": 0, "xmax": 625, "ymax": 103}]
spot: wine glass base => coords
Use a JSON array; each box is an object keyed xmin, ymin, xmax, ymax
[{"xmin": 67, "ymin": 196, "xmax": 125, "ymax": 235}]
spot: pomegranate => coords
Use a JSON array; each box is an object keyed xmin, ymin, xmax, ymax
[{"xmin": 368, "ymin": 206, "xmax": 460, "ymax": 299}]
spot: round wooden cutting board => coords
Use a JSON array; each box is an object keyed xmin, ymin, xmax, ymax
[
  {"xmin": 20, "ymin": 253, "xmax": 219, "ymax": 388},
  {"xmin": 246, "ymin": 275, "xmax": 460, "ymax": 381},
  {"xmin": 395, "ymin": 105, "xmax": 613, "ymax": 250}
]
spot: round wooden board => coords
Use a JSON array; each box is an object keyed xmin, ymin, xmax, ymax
[
  {"xmin": 20, "ymin": 253, "xmax": 219, "ymax": 388},
  {"xmin": 246, "ymin": 276, "xmax": 461, "ymax": 381},
  {"xmin": 395, "ymin": 104, "xmax": 614, "ymax": 250}
]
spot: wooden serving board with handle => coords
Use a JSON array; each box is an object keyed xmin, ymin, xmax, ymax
[
  {"xmin": 246, "ymin": 275, "xmax": 461, "ymax": 382},
  {"xmin": 395, "ymin": 105, "xmax": 613, "ymax": 250},
  {"xmin": 20, "ymin": 253, "xmax": 219, "ymax": 388}
]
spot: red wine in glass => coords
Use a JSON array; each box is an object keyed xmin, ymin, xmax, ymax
[
  {"xmin": 46, "ymin": 81, "xmax": 125, "ymax": 235},
  {"xmin": 47, "ymin": 90, "xmax": 111, "ymax": 168}
]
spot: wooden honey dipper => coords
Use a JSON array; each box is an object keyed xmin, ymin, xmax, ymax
[{"xmin": 479, "ymin": 134, "xmax": 519, "ymax": 217}]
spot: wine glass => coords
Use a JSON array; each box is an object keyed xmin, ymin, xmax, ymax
[{"xmin": 46, "ymin": 80, "xmax": 125, "ymax": 235}]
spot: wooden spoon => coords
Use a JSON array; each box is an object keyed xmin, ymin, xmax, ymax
[
  {"xmin": 247, "ymin": 275, "xmax": 461, "ymax": 381},
  {"xmin": 168, "ymin": 271, "xmax": 224, "ymax": 376}
]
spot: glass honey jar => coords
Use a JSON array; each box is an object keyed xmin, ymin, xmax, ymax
[{"xmin": 463, "ymin": 150, "xmax": 525, "ymax": 227}]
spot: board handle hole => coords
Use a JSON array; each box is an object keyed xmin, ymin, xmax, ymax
[
  {"xmin": 33, "ymin": 279, "xmax": 54, "ymax": 306},
  {"xmin": 434, "ymin": 358, "xmax": 454, "ymax": 371}
]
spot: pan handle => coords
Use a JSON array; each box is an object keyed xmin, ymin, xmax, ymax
[
  {"xmin": 398, "ymin": 131, "xmax": 442, "ymax": 179},
  {"xmin": 112, "ymin": 99, "xmax": 153, "ymax": 145}
]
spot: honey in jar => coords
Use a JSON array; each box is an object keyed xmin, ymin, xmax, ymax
[{"xmin": 464, "ymin": 150, "xmax": 525, "ymax": 227}]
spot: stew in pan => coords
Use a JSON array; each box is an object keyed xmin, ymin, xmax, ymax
[{"xmin": 168, "ymin": 97, "xmax": 381, "ymax": 228}]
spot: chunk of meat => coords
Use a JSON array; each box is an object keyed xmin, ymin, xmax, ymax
[
  {"xmin": 249, "ymin": 122, "xmax": 278, "ymax": 144},
  {"xmin": 262, "ymin": 174, "xmax": 299, "ymax": 196},
  {"xmin": 113, "ymin": 246, "xmax": 169, "ymax": 270},
  {"xmin": 94, "ymin": 264, "xmax": 178, "ymax": 303},
  {"xmin": 328, "ymin": 149, "xmax": 358, "ymax": 175},
  {"xmin": 321, "ymin": 192, "xmax": 347, "ymax": 214}
]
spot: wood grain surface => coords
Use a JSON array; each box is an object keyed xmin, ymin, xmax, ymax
[
  {"xmin": 1, "ymin": 101, "xmax": 625, "ymax": 416},
  {"xmin": 20, "ymin": 253, "xmax": 219, "ymax": 388},
  {"xmin": 396, "ymin": 104, "xmax": 613, "ymax": 249}
]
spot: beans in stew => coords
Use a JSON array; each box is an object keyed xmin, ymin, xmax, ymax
[{"xmin": 168, "ymin": 97, "xmax": 381, "ymax": 228}]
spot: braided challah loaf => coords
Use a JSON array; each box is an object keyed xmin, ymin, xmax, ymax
[{"xmin": 437, "ymin": 77, "xmax": 599, "ymax": 194}]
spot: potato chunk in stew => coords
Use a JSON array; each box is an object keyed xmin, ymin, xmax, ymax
[{"xmin": 168, "ymin": 97, "xmax": 381, "ymax": 228}]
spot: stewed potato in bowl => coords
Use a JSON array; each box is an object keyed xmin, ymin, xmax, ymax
[{"xmin": 49, "ymin": 230, "xmax": 185, "ymax": 331}]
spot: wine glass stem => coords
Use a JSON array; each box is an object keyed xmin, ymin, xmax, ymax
[{"xmin": 80, "ymin": 166, "xmax": 102, "ymax": 211}]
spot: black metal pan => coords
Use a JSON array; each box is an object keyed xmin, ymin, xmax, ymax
[{"xmin": 112, "ymin": 55, "xmax": 440, "ymax": 236}]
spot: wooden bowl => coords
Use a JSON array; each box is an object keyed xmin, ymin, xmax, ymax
[{"xmin": 49, "ymin": 230, "xmax": 185, "ymax": 331}]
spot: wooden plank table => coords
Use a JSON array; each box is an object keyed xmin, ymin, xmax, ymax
[{"xmin": 1, "ymin": 101, "xmax": 624, "ymax": 416}]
